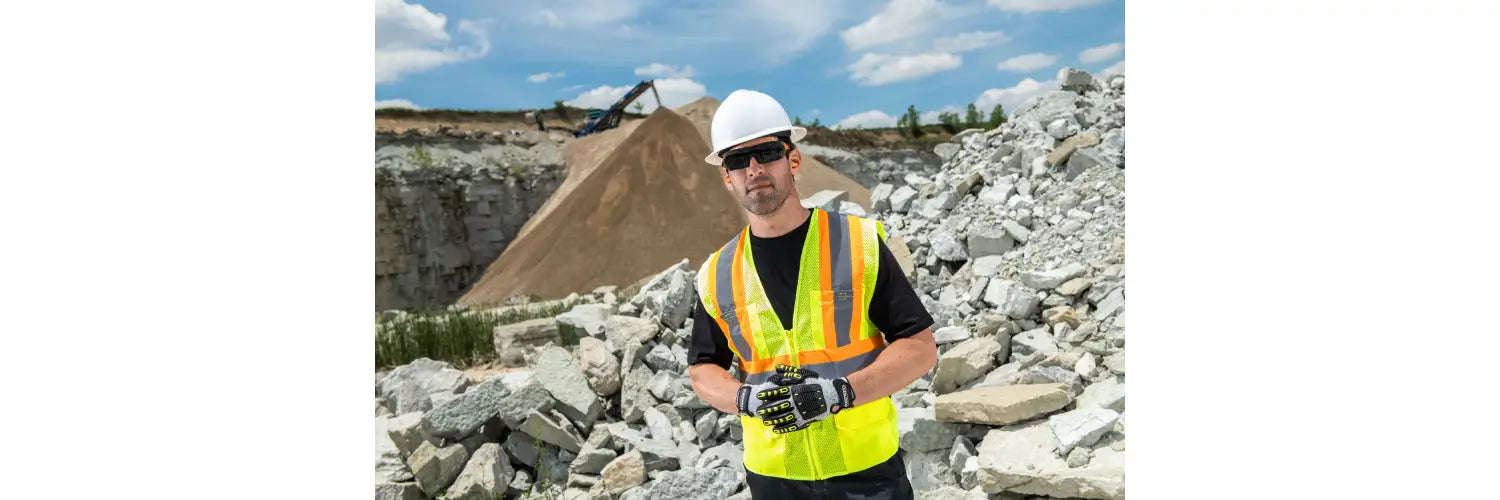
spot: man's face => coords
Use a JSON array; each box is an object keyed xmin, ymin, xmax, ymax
[{"xmin": 720, "ymin": 136, "xmax": 801, "ymax": 216}]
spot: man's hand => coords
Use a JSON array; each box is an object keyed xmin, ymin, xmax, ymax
[
  {"xmin": 734, "ymin": 379, "xmax": 783, "ymax": 418},
  {"xmin": 752, "ymin": 365, "xmax": 855, "ymax": 434}
]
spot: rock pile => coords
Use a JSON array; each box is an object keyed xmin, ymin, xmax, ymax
[
  {"xmin": 868, "ymin": 67, "xmax": 1127, "ymax": 499},
  {"xmin": 374, "ymin": 67, "xmax": 1125, "ymax": 500}
]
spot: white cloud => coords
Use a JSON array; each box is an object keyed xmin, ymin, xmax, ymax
[
  {"xmin": 1100, "ymin": 59, "xmax": 1125, "ymax": 76},
  {"xmin": 810, "ymin": 108, "xmax": 822, "ymax": 117},
  {"xmin": 376, "ymin": 1, "xmax": 490, "ymax": 84},
  {"xmin": 634, "ymin": 63, "xmax": 697, "ymax": 79},
  {"xmin": 375, "ymin": 0, "xmax": 449, "ymax": 49},
  {"xmin": 531, "ymin": 0, "xmax": 642, "ymax": 28},
  {"xmin": 848, "ymin": 52, "xmax": 962, "ymax": 86},
  {"xmin": 987, "ymin": 0, "xmax": 1108, "ymax": 13},
  {"xmin": 840, "ymin": 0, "xmax": 942, "ymax": 51},
  {"xmin": 527, "ymin": 71, "xmax": 565, "ymax": 83},
  {"xmin": 376, "ymin": 99, "xmax": 421, "ymax": 110},
  {"xmin": 919, "ymin": 105, "xmax": 962, "ymax": 125},
  {"xmin": 1079, "ymin": 42, "xmax": 1123, "ymax": 63},
  {"xmin": 835, "ymin": 110, "xmax": 899, "ymax": 129},
  {"xmin": 974, "ymin": 77, "xmax": 1060, "ymax": 115},
  {"xmin": 560, "ymin": 84, "xmax": 585, "ymax": 93},
  {"xmin": 995, "ymin": 52, "xmax": 1058, "ymax": 72},
  {"xmin": 932, "ymin": 31, "xmax": 1011, "ymax": 53},
  {"xmin": 565, "ymin": 78, "xmax": 707, "ymax": 113}
]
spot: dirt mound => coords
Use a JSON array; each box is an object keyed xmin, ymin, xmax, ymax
[
  {"xmin": 503, "ymin": 118, "xmax": 646, "ymax": 246},
  {"xmin": 676, "ymin": 97, "xmax": 720, "ymax": 144},
  {"xmin": 675, "ymin": 98, "xmax": 871, "ymax": 210},
  {"xmin": 459, "ymin": 108, "xmax": 746, "ymax": 304}
]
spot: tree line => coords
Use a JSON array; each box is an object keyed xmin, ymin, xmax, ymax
[{"xmin": 793, "ymin": 103, "xmax": 1007, "ymax": 137}]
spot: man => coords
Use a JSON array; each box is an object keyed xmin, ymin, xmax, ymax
[{"xmin": 687, "ymin": 89, "xmax": 939, "ymax": 499}]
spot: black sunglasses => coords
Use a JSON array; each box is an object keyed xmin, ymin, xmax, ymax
[{"xmin": 721, "ymin": 140, "xmax": 792, "ymax": 171}]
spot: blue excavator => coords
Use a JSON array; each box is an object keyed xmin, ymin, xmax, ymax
[{"xmin": 573, "ymin": 80, "xmax": 662, "ymax": 137}]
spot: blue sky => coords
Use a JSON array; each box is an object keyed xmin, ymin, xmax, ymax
[{"xmin": 375, "ymin": 0, "xmax": 1124, "ymax": 128}]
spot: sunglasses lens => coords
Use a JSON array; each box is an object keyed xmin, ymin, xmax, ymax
[
  {"xmin": 724, "ymin": 154, "xmax": 751, "ymax": 171},
  {"xmin": 753, "ymin": 147, "xmax": 785, "ymax": 165},
  {"xmin": 721, "ymin": 142, "xmax": 788, "ymax": 171}
]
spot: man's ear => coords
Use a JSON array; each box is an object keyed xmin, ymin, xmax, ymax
[{"xmin": 789, "ymin": 148, "xmax": 802, "ymax": 169}]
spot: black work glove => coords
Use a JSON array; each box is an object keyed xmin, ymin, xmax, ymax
[{"xmin": 752, "ymin": 364, "xmax": 856, "ymax": 434}]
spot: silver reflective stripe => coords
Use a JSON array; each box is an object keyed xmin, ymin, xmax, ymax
[
  {"xmin": 743, "ymin": 345, "xmax": 886, "ymax": 384},
  {"xmin": 714, "ymin": 232, "xmax": 753, "ymax": 359},
  {"xmin": 826, "ymin": 212, "xmax": 855, "ymax": 348}
]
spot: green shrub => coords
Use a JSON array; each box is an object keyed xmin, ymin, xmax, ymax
[{"xmin": 375, "ymin": 298, "xmax": 585, "ymax": 369}]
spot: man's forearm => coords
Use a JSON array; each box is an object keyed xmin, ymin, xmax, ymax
[
  {"xmin": 846, "ymin": 329, "xmax": 937, "ymax": 406},
  {"xmin": 689, "ymin": 363, "xmax": 742, "ymax": 415}
]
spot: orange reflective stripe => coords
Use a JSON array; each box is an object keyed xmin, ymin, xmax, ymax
[
  {"xmin": 847, "ymin": 214, "xmax": 866, "ymax": 343},
  {"xmin": 729, "ymin": 229, "xmax": 757, "ymax": 361},
  {"xmin": 818, "ymin": 210, "xmax": 837, "ymax": 350},
  {"xmin": 741, "ymin": 335, "xmax": 883, "ymax": 374}
]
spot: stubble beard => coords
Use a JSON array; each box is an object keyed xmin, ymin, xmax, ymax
[{"xmin": 740, "ymin": 178, "xmax": 788, "ymax": 216}]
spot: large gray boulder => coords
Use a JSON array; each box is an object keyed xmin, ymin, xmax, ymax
[
  {"xmin": 933, "ymin": 336, "xmax": 1003, "ymax": 394},
  {"xmin": 556, "ymin": 303, "xmax": 615, "ymax": 338},
  {"xmin": 890, "ymin": 186, "xmax": 919, "ymax": 213},
  {"xmin": 1094, "ymin": 288, "xmax": 1125, "ymax": 320},
  {"xmin": 647, "ymin": 467, "xmax": 741, "ymax": 499},
  {"xmin": 518, "ymin": 408, "xmax": 586, "ymax": 453},
  {"xmin": 930, "ymin": 229, "xmax": 968, "ymax": 262},
  {"xmin": 871, "ymin": 183, "xmax": 895, "ymax": 212},
  {"xmin": 534, "ymin": 346, "xmax": 603, "ymax": 430},
  {"xmin": 1010, "ymin": 328, "xmax": 1060, "ymax": 358},
  {"xmin": 951, "ymin": 128, "xmax": 985, "ymax": 143},
  {"xmin": 377, "ymin": 358, "xmax": 468, "ymax": 415},
  {"xmin": 1059, "ymin": 67, "xmax": 1094, "ymax": 91},
  {"xmin": 1018, "ymin": 365, "xmax": 1084, "ymax": 396},
  {"xmin": 374, "ymin": 483, "xmax": 422, "ymax": 500},
  {"xmin": 644, "ymin": 343, "xmax": 683, "ymax": 373},
  {"xmin": 1048, "ymin": 407, "xmax": 1121, "ymax": 455},
  {"xmin": 424, "ymin": 375, "xmax": 510, "ymax": 440},
  {"xmin": 408, "ymin": 441, "xmax": 469, "ymax": 496},
  {"xmin": 975, "ymin": 420, "xmax": 1124, "ymax": 499},
  {"xmin": 1021, "ymin": 262, "xmax": 1088, "ymax": 291},
  {"xmin": 983, "ymin": 280, "xmax": 1041, "ymax": 319},
  {"xmin": 934, "ymin": 143, "xmax": 961, "ymax": 162},
  {"xmin": 605, "ymin": 315, "xmax": 659, "ymax": 347},
  {"xmin": 1075, "ymin": 376, "xmax": 1126, "ymax": 412},
  {"xmin": 934, "ymin": 384, "xmax": 1073, "ymax": 426},
  {"xmin": 1064, "ymin": 147, "xmax": 1108, "ymax": 181},
  {"xmin": 658, "ymin": 269, "xmax": 696, "ymax": 329},
  {"xmin": 495, "ymin": 374, "xmax": 554, "ymax": 428},
  {"xmin": 376, "ymin": 415, "xmax": 415, "ymax": 484},
  {"xmin": 578, "ymin": 337, "xmax": 622, "ymax": 396},
  {"xmin": 906, "ymin": 448, "xmax": 957, "ymax": 491},
  {"xmin": 966, "ymin": 223, "xmax": 1013, "ymax": 259},
  {"xmin": 444, "ymin": 443, "xmax": 515, "ymax": 500},
  {"xmin": 492, "ymin": 318, "xmax": 562, "ymax": 366},
  {"xmin": 570, "ymin": 445, "xmax": 618, "ymax": 476},
  {"xmin": 385, "ymin": 412, "xmax": 431, "ymax": 459},
  {"xmin": 802, "ymin": 189, "xmax": 849, "ymax": 213},
  {"xmin": 620, "ymin": 364, "xmax": 655, "ymax": 423},
  {"xmin": 898, "ymin": 407, "xmax": 975, "ymax": 453}
]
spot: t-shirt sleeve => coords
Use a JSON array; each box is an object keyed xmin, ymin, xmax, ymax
[
  {"xmin": 688, "ymin": 293, "xmax": 733, "ymax": 369},
  {"xmin": 867, "ymin": 236, "xmax": 935, "ymax": 343}
]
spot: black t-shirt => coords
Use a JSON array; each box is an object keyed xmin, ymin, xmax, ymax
[{"xmin": 688, "ymin": 210, "xmax": 935, "ymax": 369}]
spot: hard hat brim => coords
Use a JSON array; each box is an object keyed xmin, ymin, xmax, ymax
[{"xmin": 704, "ymin": 126, "xmax": 807, "ymax": 166}]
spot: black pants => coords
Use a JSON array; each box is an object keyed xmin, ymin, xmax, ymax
[{"xmin": 744, "ymin": 450, "xmax": 914, "ymax": 500}]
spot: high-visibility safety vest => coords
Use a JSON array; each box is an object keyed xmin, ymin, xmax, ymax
[{"xmin": 695, "ymin": 208, "xmax": 900, "ymax": 480}]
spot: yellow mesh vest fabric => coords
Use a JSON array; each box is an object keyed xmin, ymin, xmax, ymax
[{"xmin": 697, "ymin": 210, "xmax": 900, "ymax": 480}]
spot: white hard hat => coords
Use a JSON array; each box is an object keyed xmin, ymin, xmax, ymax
[{"xmin": 704, "ymin": 89, "xmax": 807, "ymax": 166}]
